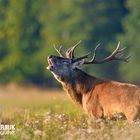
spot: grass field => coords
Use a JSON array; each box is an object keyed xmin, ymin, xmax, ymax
[{"xmin": 0, "ymin": 84, "xmax": 140, "ymax": 140}]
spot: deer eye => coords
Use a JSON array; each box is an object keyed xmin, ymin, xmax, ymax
[{"xmin": 62, "ymin": 61, "xmax": 69, "ymax": 64}]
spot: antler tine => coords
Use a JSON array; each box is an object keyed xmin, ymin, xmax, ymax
[
  {"xmin": 59, "ymin": 46, "xmax": 64, "ymax": 55},
  {"xmin": 124, "ymin": 55, "xmax": 131, "ymax": 62},
  {"xmin": 115, "ymin": 54, "xmax": 131, "ymax": 62},
  {"xmin": 118, "ymin": 47, "xmax": 126, "ymax": 53},
  {"xmin": 66, "ymin": 40, "xmax": 82, "ymax": 59},
  {"xmin": 66, "ymin": 48, "xmax": 72, "ymax": 58},
  {"xmin": 74, "ymin": 43, "xmax": 100, "ymax": 62},
  {"xmin": 74, "ymin": 52, "xmax": 90, "ymax": 62},
  {"xmin": 71, "ymin": 40, "xmax": 82, "ymax": 50},
  {"xmin": 88, "ymin": 43, "xmax": 101, "ymax": 62},
  {"xmin": 108, "ymin": 41, "xmax": 121, "ymax": 56},
  {"xmin": 84, "ymin": 42, "xmax": 130, "ymax": 64},
  {"xmin": 83, "ymin": 43, "xmax": 101, "ymax": 64},
  {"xmin": 95, "ymin": 42, "xmax": 128, "ymax": 63},
  {"xmin": 54, "ymin": 44, "xmax": 65, "ymax": 57}
]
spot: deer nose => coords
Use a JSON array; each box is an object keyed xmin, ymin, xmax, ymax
[{"xmin": 48, "ymin": 55, "xmax": 53, "ymax": 59}]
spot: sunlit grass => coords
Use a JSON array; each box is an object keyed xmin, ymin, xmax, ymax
[{"xmin": 0, "ymin": 84, "xmax": 140, "ymax": 140}]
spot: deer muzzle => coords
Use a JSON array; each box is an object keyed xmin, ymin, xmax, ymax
[{"xmin": 46, "ymin": 56, "xmax": 54, "ymax": 71}]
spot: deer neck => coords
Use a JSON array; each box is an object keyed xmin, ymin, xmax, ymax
[{"xmin": 61, "ymin": 69, "xmax": 97, "ymax": 107}]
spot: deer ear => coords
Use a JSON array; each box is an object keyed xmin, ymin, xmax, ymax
[{"xmin": 72, "ymin": 59, "xmax": 85, "ymax": 69}]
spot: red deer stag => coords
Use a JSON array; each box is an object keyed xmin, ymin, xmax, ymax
[{"xmin": 47, "ymin": 41, "xmax": 140, "ymax": 122}]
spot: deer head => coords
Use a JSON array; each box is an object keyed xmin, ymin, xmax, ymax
[{"xmin": 47, "ymin": 41, "xmax": 130, "ymax": 82}]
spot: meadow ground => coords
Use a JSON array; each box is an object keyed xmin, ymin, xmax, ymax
[{"xmin": 0, "ymin": 84, "xmax": 140, "ymax": 140}]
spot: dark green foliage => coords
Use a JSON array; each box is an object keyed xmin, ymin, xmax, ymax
[
  {"xmin": 118, "ymin": 0, "xmax": 140, "ymax": 84},
  {"xmin": 1, "ymin": 0, "xmax": 139, "ymax": 86},
  {"xmin": 0, "ymin": 0, "xmax": 46, "ymax": 84}
]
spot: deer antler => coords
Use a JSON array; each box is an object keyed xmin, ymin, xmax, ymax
[
  {"xmin": 74, "ymin": 43, "xmax": 101, "ymax": 62},
  {"xmin": 54, "ymin": 44, "xmax": 65, "ymax": 57},
  {"xmin": 66, "ymin": 40, "xmax": 82, "ymax": 59},
  {"xmin": 84, "ymin": 42, "xmax": 130, "ymax": 64},
  {"xmin": 54, "ymin": 41, "xmax": 130, "ymax": 64}
]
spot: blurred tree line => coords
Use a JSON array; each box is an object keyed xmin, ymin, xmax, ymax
[{"xmin": 0, "ymin": 0, "xmax": 140, "ymax": 87}]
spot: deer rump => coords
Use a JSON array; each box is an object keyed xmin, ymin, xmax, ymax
[
  {"xmin": 82, "ymin": 79, "xmax": 140, "ymax": 121},
  {"xmin": 47, "ymin": 41, "xmax": 140, "ymax": 122}
]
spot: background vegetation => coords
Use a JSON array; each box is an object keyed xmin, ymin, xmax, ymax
[{"xmin": 0, "ymin": 0, "xmax": 140, "ymax": 86}]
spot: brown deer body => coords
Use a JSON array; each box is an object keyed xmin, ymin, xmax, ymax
[{"xmin": 47, "ymin": 41, "xmax": 140, "ymax": 122}]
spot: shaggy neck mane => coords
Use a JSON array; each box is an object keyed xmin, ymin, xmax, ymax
[{"xmin": 62, "ymin": 69, "xmax": 99, "ymax": 107}]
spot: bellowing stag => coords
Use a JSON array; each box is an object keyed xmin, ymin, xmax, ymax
[{"xmin": 47, "ymin": 41, "xmax": 140, "ymax": 122}]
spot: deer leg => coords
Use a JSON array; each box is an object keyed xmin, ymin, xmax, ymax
[
  {"xmin": 124, "ymin": 106, "xmax": 139, "ymax": 122},
  {"xmin": 88, "ymin": 114, "xmax": 105, "ymax": 129},
  {"xmin": 88, "ymin": 117, "xmax": 99, "ymax": 129}
]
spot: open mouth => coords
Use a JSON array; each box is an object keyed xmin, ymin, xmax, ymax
[
  {"xmin": 48, "ymin": 59, "xmax": 53, "ymax": 66},
  {"xmin": 46, "ymin": 58, "xmax": 54, "ymax": 71}
]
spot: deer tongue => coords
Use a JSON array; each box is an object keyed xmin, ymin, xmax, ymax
[{"xmin": 46, "ymin": 65, "xmax": 53, "ymax": 70}]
